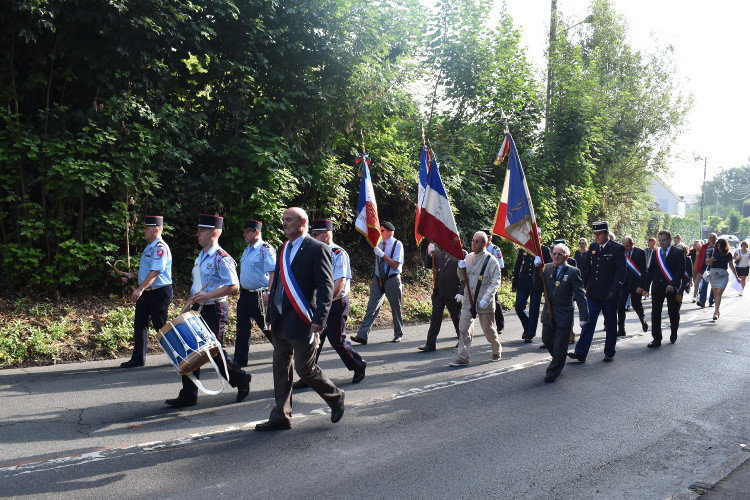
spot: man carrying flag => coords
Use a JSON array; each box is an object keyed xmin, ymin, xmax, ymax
[{"xmin": 352, "ymin": 153, "xmax": 405, "ymax": 344}]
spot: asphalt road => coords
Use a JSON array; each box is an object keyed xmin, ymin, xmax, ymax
[{"xmin": 1, "ymin": 290, "xmax": 749, "ymax": 499}]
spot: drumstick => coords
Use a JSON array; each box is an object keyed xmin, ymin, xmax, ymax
[{"xmin": 179, "ymin": 282, "xmax": 209, "ymax": 315}]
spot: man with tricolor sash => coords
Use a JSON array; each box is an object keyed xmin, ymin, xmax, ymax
[
  {"xmin": 637, "ymin": 230, "xmax": 686, "ymax": 347},
  {"xmin": 617, "ymin": 236, "xmax": 648, "ymax": 336},
  {"xmin": 255, "ymin": 207, "xmax": 345, "ymax": 431}
]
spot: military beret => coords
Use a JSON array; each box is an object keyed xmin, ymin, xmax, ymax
[{"xmin": 381, "ymin": 221, "xmax": 395, "ymax": 231}]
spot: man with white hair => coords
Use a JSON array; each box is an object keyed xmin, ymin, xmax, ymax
[
  {"xmin": 450, "ymin": 231, "xmax": 502, "ymax": 367},
  {"xmin": 533, "ymin": 243, "xmax": 588, "ymax": 382}
]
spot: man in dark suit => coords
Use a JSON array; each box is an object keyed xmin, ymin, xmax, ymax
[
  {"xmin": 617, "ymin": 236, "xmax": 648, "ymax": 336},
  {"xmin": 568, "ymin": 221, "xmax": 626, "ymax": 362},
  {"xmin": 255, "ymin": 207, "xmax": 345, "ymax": 431},
  {"xmin": 637, "ymin": 230, "xmax": 686, "ymax": 347},
  {"xmin": 533, "ymin": 243, "xmax": 588, "ymax": 382},
  {"xmin": 417, "ymin": 242, "xmax": 466, "ymax": 352}
]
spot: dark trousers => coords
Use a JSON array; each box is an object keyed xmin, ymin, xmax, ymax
[
  {"xmin": 515, "ymin": 288, "xmax": 541, "ymax": 339},
  {"xmin": 495, "ymin": 293, "xmax": 505, "ymax": 332},
  {"xmin": 269, "ymin": 326, "xmax": 344, "ymax": 425},
  {"xmin": 424, "ymin": 290, "xmax": 462, "ymax": 348},
  {"xmin": 235, "ymin": 289, "xmax": 269, "ymax": 365},
  {"xmin": 179, "ymin": 302, "xmax": 245, "ymax": 400},
  {"xmin": 617, "ymin": 289, "xmax": 645, "ymax": 332},
  {"xmin": 316, "ymin": 296, "xmax": 364, "ymax": 372},
  {"xmin": 650, "ymin": 289, "xmax": 680, "ymax": 341},
  {"xmin": 542, "ymin": 322, "xmax": 570, "ymax": 378},
  {"xmin": 698, "ymin": 278, "xmax": 715, "ymax": 305},
  {"xmin": 131, "ymin": 285, "xmax": 172, "ymax": 363},
  {"xmin": 575, "ymin": 297, "xmax": 618, "ymax": 358}
]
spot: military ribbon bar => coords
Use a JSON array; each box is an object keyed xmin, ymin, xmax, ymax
[
  {"xmin": 625, "ymin": 254, "xmax": 641, "ymax": 277},
  {"xmin": 655, "ymin": 249, "xmax": 674, "ymax": 283},
  {"xmin": 279, "ymin": 241, "xmax": 313, "ymax": 325}
]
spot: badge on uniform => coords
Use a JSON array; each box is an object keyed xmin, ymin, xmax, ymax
[
  {"xmin": 156, "ymin": 249, "xmax": 164, "ymax": 257},
  {"xmin": 555, "ymin": 281, "xmax": 560, "ymax": 287},
  {"xmin": 591, "ymin": 250, "xmax": 596, "ymax": 255},
  {"xmin": 563, "ymin": 274, "xmax": 569, "ymax": 281},
  {"xmin": 207, "ymin": 263, "xmax": 213, "ymax": 269}
]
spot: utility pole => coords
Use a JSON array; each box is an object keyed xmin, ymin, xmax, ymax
[{"xmin": 699, "ymin": 157, "xmax": 707, "ymax": 239}]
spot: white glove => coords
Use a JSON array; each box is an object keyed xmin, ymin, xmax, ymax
[
  {"xmin": 427, "ymin": 243, "xmax": 435, "ymax": 255},
  {"xmin": 455, "ymin": 294, "xmax": 463, "ymax": 302},
  {"xmin": 458, "ymin": 260, "xmax": 467, "ymax": 269},
  {"xmin": 534, "ymin": 256, "xmax": 542, "ymax": 266},
  {"xmin": 579, "ymin": 321, "xmax": 587, "ymax": 328},
  {"xmin": 374, "ymin": 247, "xmax": 385, "ymax": 258},
  {"xmin": 479, "ymin": 299, "xmax": 488, "ymax": 308}
]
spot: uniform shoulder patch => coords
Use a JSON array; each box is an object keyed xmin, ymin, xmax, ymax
[
  {"xmin": 262, "ymin": 242, "xmax": 271, "ymax": 249},
  {"xmin": 332, "ymin": 247, "xmax": 342, "ymax": 254},
  {"xmin": 218, "ymin": 249, "xmax": 229, "ymax": 258}
]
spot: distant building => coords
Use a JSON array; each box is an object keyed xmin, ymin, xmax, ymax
[{"xmin": 651, "ymin": 178, "xmax": 686, "ymax": 217}]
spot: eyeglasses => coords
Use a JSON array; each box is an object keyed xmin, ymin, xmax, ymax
[{"xmin": 658, "ymin": 238, "xmax": 670, "ymax": 243}]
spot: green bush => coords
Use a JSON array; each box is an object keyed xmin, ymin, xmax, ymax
[{"xmin": 97, "ymin": 306, "xmax": 134, "ymax": 357}]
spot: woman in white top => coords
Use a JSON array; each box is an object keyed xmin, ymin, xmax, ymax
[{"xmin": 733, "ymin": 240, "xmax": 750, "ymax": 295}]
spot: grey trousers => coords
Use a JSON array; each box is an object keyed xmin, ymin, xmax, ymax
[{"xmin": 356, "ymin": 275, "xmax": 403, "ymax": 340}]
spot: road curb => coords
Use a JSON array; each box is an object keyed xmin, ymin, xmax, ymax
[{"xmin": 672, "ymin": 446, "xmax": 750, "ymax": 499}]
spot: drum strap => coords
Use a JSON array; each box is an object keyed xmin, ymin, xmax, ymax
[{"xmin": 187, "ymin": 350, "xmax": 229, "ymax": 396}]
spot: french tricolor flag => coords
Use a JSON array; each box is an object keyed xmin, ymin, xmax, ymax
[{"xmin": 417, "ymin": 158, "xmax": 464, "ymax": 260}]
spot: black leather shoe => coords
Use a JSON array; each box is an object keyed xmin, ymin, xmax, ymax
[
  {"xmin": 255, "ymin": 420, "xmax": 291, "ymax": 431},
  {"xmin": 391, "ymin": 336, "xmax": 403, "ymax": 343},
  {"xmin": 331, "ymin": 392, "xmax": 345, "ymax": 423},
  {"xmin": 617, "ymin": 330, "xmax": 626, "ymax": 337},
  {"xmin": 670, "ymin": 333, "xmax": 677, "ymax": 344},
  {"xmin": 640, "ymin": 316, "xmax": 648, "ymax": 332},
  {"xmin": 544, "ymin": 374, "xmax": 557, "ymax": 383},
  {"xmin": 539, "ymin": 344, "xmax": 547, "ymax": 349},
  {"xmin": 350, "ymin": 335, "xmax": 368, "ymax": 345},
  {"xmin": 236, "ymin": 372, "xmax": 251, "ymax": 403},
  {"xmin": 165, "ymin": 397, "xmax": 197, "ymax": 408},
  {"xmin": 696, "ymin": 302, "xmax": 705, "ymax": 308},
  {"xmin": 120, "ymin": 360, "xmax": 144, "ymax": 368},
  {"xmin": 292, "ymin": 379, "xmax": 309, "ymax": 390},
  {"xmin": 352, "ymin": 370, "xmax": 365, "ymax": 384},
  {"xmin": 603, "ymin": 355, "xmax": 614, "ymax": 362},
  {"xmin": 567, "ymin": 352, "xmax": 586, "ymax": 363},
  {"xmin": 647, "ymin": 341, "xmax": 661, "ymax": 348},
  {"xmin": 417, "ymin": 345, "xmax": 436, "ymax": 352},
  {"xmin": 523, "ymin": 338, "xmax": 532, "ymax": 343}
]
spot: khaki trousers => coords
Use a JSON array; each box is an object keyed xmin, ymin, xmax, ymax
[{"xmin": 456, "ymin": 306, "xmax": 501, "ymax": 363}]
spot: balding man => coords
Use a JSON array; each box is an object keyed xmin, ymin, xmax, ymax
[
  {"xmin": 450, "ymin": 231, "xmax": 502, "ymax": 367},
  {"xmin": 255, "ymin": 208, "xmax": 345, "ymax": 431},
  {"xmin": 617, "ymin": 236, "xmax": 648, "ymax": 336}
]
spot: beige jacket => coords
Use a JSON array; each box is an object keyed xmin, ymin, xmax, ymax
[{"xmin": 458, "ymin": 249, "xmax": 501, "ymax": 313}]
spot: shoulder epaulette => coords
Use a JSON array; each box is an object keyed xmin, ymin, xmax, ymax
[
  {"xmin": 218, "ymin": 249, "xmax": 229, "ymax": 258},
  {"xmin": 262, "ymin": 242, "xmax": 271, "ymax": 249},
  {"xmin": 332, "ymin": 247, "xmax": 342, "ymax": 254}
]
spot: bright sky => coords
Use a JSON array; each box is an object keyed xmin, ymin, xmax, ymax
[
  {"xmin": 501, "ymin": 0, "xmax": 750, "ymax": 197},
  {"xmin": 423, "ymin": 0, "xmax": 750, "ymax": 197}
]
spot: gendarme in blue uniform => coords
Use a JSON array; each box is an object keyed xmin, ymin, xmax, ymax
[
  {"xmin": 192, "ymin": 244, "xmax": 239, "ymax": 300},
  {"xmin": 240, "ymin": 239, "xmax": 276, "ymax": 290},
  {"xmin": 138, "ymin": 237, "xmax": 172, "ymax": 288}
]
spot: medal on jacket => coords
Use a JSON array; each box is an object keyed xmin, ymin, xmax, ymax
[{"xmin": 555, "ymin": 281, "xmax": 560, "ymax": 287}]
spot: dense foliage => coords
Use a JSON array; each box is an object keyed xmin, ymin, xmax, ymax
[{"xmin": 1, "ymin": 0, "xmax": 696, "ymax": 292}]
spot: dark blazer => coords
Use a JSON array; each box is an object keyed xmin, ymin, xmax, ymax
[
  {"xmin": 580, "ymin": 240, "xmax": 626, "ymax": 301},
  {"xmin": 268, "ymin": 235, "xmax": 334, "ymax": 339},
  {"xmin": 534, "ymin": 263, "xmax": 589, "ymax": 328},
  {"xmin": 424, "ymin": 248, "xmax": 466, "ymax": 299},
  {"xmin": 623, "ymin": 246, "xmax": 647, "ymax": 292},
  {"xmin": 640, "ymin": 245, "xmax": 686, "ymax": 294},
  {"xmin": 513, "ymin": 246, "xmax": 552, "ymax": 292}
]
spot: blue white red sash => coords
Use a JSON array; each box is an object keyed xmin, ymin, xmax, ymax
[
  {"xmin": 279, "ymin": 241, "xmax": 313, "ymax": 325},
  {"xmin": 625, "ymin": 254, "xmax": 641, "ymax": 277},
  {"xmin": 655, "ymin": 248, "xmax": 674, "ymax": 283}
]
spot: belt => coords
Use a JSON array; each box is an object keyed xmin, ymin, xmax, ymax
[
  {"xmin": 145, "ymin": 284, "xmax": 170, "ymax": 291},
  {"xmin": 242, "ymin": 287, "xmax": 268, "ymax": 293},
  {"xmin": 376, "ymin": 274, "xmax": 400, "ymax": 282},
  {"xmin": 202, "ymin": 299, "xmax": 229, "ymax": 306}
]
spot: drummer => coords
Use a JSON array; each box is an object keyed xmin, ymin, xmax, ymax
[
  {"xmin": 120, "ymin": 215, "xmax": 173, "ymax": 368},
  {"xmin": 165, "ymin": 214, "xmax": 251, "ymax": 408}
]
